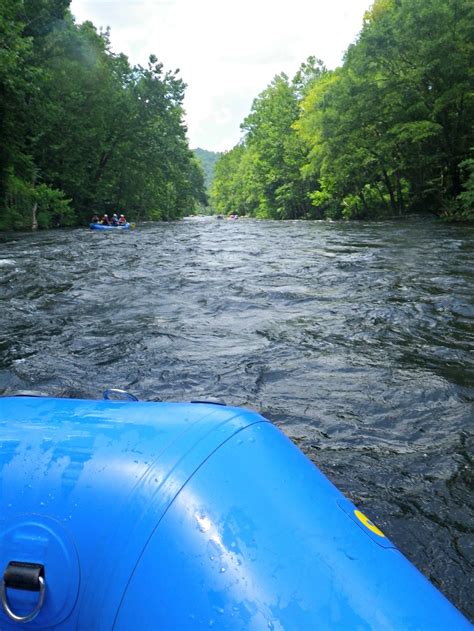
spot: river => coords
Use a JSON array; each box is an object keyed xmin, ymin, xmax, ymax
[{"xmin": 1, "ymin": 217, "xmax": 473, "ymax": 619}]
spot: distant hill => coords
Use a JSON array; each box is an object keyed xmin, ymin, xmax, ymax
[{"xmin": 193, "ymin": 148, "xmax": 222, "ymax": 191}]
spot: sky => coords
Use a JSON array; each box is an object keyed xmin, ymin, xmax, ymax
[{"xmin": 70, "ymin": 0, "xmax": 373, "ymax": 153}]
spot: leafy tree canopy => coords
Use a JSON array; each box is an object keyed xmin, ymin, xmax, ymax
[
  {"xmin": 211, "ymin": 0, "xmax": 474, "ymax": 222},
  {"xmin": 0, "ymin": 0, "xmax": 206, "ymax": 230}
]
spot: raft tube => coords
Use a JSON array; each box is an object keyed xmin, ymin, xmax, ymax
[
  {"xmin": 89, "ymin": 222, "xmax": 130, "ymax": 230},
  {"xmin": 0, "ymin": 396, "xmax": 470, "ymax": 630}
]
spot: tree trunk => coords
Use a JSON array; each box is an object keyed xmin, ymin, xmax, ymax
[
  {"xmin": 359, "ymin": 191, "xmax": 369, "ymax": 213},
  {"xmin": 381, "ymin": 168, "xmax": 397, "ymax": 214},
  {"xmin": 374, "ymin": 181, "xmax": 390, "ymax": 210},
  {"xmin": 450, "ymin": 161, "xmax": 462, "ymax": 198},
  {"xmin": 395, "ymin": 173, "xmax": 405, "ymax": 215},
  {"xmin": 32, "ymin": 201, "xmax": 38, "ymax": 231}
]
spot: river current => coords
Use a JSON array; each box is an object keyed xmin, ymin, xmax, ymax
[{"xmin": 1, "ymin": 217, "xmax": 473, "ymax": 618}]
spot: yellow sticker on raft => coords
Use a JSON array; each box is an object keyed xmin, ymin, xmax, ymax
[{"xmin": 354, "ymin": 509, "xmax": 386, "ymax": 538}]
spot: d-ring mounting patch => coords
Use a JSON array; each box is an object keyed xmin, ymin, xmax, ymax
[{"xmin": 0, "ymin": 516, "xmax": 80, "ymax": 627}]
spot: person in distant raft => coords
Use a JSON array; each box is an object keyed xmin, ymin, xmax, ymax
[
  {"xmin": 101, "ymin": 214, "xmax": 110, "ymax": 225},
  {"xmin": 91, "ymin": 214, "xmax": 100, "ymax": 224},
  {"xmin": 118, "ymin": 214, "xmax": 127, "ymax": 225},
  {"xmin": 111, "ymin": 213, "xmax": 119, "ymax": 226}
]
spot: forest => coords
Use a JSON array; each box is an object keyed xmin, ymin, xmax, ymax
[
  {"xmin": 211, "ymin": 0, "xmax": 473, "ymax": 221},
  {"xmin": 2, "ymin": 0, "xmax": 472, "ymax": 230},
  {"xmin": 0, "ymin": 0, "xmax": 207, "ymax": 231},
  {"xmin": 193, "ymin": 148, "xmax": 221, "ymax": 192}
]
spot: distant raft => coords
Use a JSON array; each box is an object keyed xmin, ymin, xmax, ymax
[
  {"xmin": 89, "ymin": 222, "xmax": 131, "ymax": 231},
  {"xmin": 0, "ymin": 395, "xmax": 470, "ymax": 630}
]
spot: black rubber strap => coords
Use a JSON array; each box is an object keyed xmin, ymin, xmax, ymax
[{"xmin": 3, "ymin": 562, "xmax": 44, "ymax": 592}]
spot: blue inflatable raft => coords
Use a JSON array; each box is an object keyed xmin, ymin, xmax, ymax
[
  {"xmin": 0, "ymin": 396, "xmax": 470, "ymax": 629},
  {"xmin": 89, "ymin": 222, "xmax": 130, "ymax": 231}
]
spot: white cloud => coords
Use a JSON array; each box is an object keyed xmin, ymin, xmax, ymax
[{"xmin": 70, "ymin": 0, "xmax": 373, "ymax": 152}]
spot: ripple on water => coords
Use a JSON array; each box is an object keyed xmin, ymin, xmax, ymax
[{"xmin": 0, "ymin": 218, "xmax": 472, "ymax": 619}]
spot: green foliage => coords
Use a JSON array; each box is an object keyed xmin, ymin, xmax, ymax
[
  {"xmin": 211, "ymin": 61, "xmax": 324, "ymax": 219},
  {"xmin": 212, "ymin": 0, "xmax": 474, "ymax": 222},
  {"xmin": 0, "ymin": 2, "xmax": 206, "ymax": 230},
  {"xmin": 35, "ymin": 184, "xmax": 74, "ymax": 229},
  {"xmin": 1, "ymin": 174, "xmax": 34, "ymax": 230},
  {"xmin": 193, "ymin": 148, "xmax": 221, "ymax": 194},
  {"xmin": 210, "ymin": 145, "xmax": 247, "ymax": 216},
  {"xmin": 0, "ymin": 172, "xmax": 72, "ymax": 230},
  {"xmin": 451, "ymin": 157, "xmax": 474, "ymax": 221}
]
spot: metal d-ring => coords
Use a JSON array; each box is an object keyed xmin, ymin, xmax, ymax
[
  {"xmin": 103, "ymin": 388, "xmax": 138, "ymax": 401},
  {"xmin": 0, "ymin": 574, "xmax": 46, "ymax": 624}
]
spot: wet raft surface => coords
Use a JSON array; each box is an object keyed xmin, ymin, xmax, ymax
[{"xmin": 0, "ymin": 217, "xmax": 473, "ymax": 619}]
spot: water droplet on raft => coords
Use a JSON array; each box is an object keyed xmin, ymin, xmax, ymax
[
  {"xmin": 196, "ymin": 513, "xmax": 211, "ymax": 532},
  {"xmin": 220, "ymin": 567, "xmax": 226, "ymax": 573}
]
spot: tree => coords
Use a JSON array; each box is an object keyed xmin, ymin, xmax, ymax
[
  {"xmin": 212, "ymin": 60, "xmax": 325, "ymax": 220},
  {"xmin": 193, "ymin": 148, "xmax": 221, "ymax": 197},
  {"xmin": 295, "ymin": 0, "xmax": 474, "ymax": 219},
  {"xmin": 0, "ymin": 3, "xmax": 206, "ymax": 230}
]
